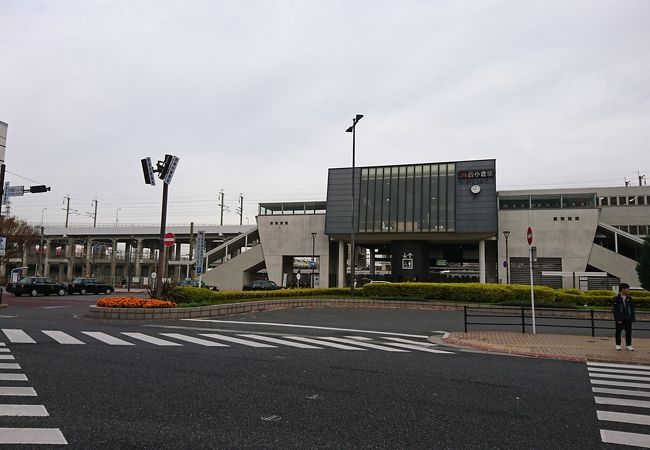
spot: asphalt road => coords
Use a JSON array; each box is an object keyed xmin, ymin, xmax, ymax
[{"xmin": 0, "ymin": 294, "xmax": 634, "ymax": 448}]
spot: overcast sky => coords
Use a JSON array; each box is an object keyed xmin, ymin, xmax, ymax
[{"xmin": 1, "ymin": 0, "xmax": 649, "ymax": 227}]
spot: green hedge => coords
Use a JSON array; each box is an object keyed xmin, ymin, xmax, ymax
[{"xmin": 171, "ymin": 283, "xmax": 650, "ymax": 309}]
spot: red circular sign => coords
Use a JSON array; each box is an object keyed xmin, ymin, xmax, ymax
[
  {"xmin": 526, "ymin": 227, "xmax": 533, "ymax": 246},
  {"xmin": 163, "ymin": 232, "xmax": 176, "ymax": 247}
]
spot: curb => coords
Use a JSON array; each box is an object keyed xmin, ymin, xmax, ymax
[{"xmin": 442, "ymin": 336, "xmax": 586, "ymax": 362}]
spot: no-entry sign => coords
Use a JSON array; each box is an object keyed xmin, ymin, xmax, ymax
[
  {"xmin": 527, "ymin": 227, "xmax": 533, "ymax": 246},
  {"xmin": 163, "ymin": 232, "xmax": 176, "ymax": 247}
]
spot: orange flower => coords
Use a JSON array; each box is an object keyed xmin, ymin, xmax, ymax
[{"xmin": 96, "ymin": 297, "xmax": 176, "ymax": 308}]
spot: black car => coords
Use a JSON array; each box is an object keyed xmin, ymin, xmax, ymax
[
  {"xmin": 243, "ymin": 280, "xmax": 282, "ymax": 291},
  {"xmin": 177, "ymin": 279, "xmax": 219, "ymax": 291},
  {"xmin": 6, "ymin": 277, "xmax": 68, "ymax": 297},
  {"xmin": 66, "ymin": 277, "xmax": 115, "ymax": 295}
]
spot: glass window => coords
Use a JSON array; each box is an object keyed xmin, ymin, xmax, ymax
[
  {"xmin": 366, "ymin": 168, "xmax": 376, "ymax": 232},
  {"xmin": 619, "ymin": 196, "xmax": 627, "ymax": 206},
  {"xmin": 430, "ymin": 164, "xmax": 439, "ymax": 231},
  {"xmin": 390, "ymin": 167, "xmax": 398, "ymax": 232},
  {"xmin": 405, "ymin": 165, "xmax": 415, "ymax": 232},
  {"xmin": 421, "ymin": 165, "xmax": 430, "ymax": 232},
  {"xmin": 446, "ymin": 163, "xmax": 456, "ymax": 231},
  {"xmin": 373, "ymin": 168, "xmax": 383, "ymax": 232},
  {"xmin": 499, "ymin": 196, "xmax": 530, "ymax": 209},
  {"xmin": 438, "ymin": 164, "xmax": 448, "ymax": 231},
  {"xmin": 639, "ymin": 225, "xmax": 648, "ymax": 235},
  {"xmin": 382, "ymin": 168, "xmax": 391, "ymax": 231},
  {"xmin": 639, "ymin": 196, "xmax": 646, "ymax": 206},
  {"xmin": 531, "ymin": 195, "xmax": 561, "ymax": 209},
  {"xmin": 562, "ymin": 195, "xmax": 595, "ymax": 208},
  {"xmin": 629, "ymin": 225, "xmax": 639, "ymax": 235},
  {"xmin": 359, "ymin": 169, "xmax": 369, "ymax": 232},
  {"xmin": 397, "ymin": 166, "xmax": 407, "ymax": 232}
]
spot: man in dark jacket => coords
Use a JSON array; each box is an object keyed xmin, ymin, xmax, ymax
[{"xmin": 612, "ymin": 283, "xmax": 635, "ymax": 351}]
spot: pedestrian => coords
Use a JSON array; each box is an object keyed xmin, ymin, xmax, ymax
[
  {"xmin": 121, "ymin": 277, "xmax": 127, "ymax": 289},
  {"xmin": 612, "ymin": 283, "xmax": 635, "ymax": 351}
]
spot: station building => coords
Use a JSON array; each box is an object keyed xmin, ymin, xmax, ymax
[{"xmin": 7, "ymin": 158, "xmax": 649, "ymax": 290}]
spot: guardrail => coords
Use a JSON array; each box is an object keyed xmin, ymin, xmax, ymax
[{"xmin": 463, "ymin": 305, "xmax": 650, "ymax": 336}]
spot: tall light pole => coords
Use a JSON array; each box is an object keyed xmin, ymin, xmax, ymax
[
  {"xmin": 503, "ymin": 230, "xmax": 511, "ymax": 284},
  {"xmin": 346, "ymin": 114, "xmax": 363, "ymax": 295},
  {"xmin": 311, "ymin": 232, "xmax": 317, "ymax": 288},
  {"xmin": 115, "ymin": 208, "xmax": 122, "ymax": 226}
]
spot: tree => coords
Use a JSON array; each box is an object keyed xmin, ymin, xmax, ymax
[
  {"xmin": 638, "ymin": 235, "xmax": 650, "ymax": 290},
  {"xmin": 0, "ymin": 216, "xmax": 39, "ymax": 276}
]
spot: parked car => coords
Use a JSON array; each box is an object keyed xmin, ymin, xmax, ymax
[
  {"xmin": 177, "ymin": 279, "xmax": 219, "ymax": 291},
  {"xmin": 66, "ymin": 277, "xmax": 115, "ymax": 295},
  {"xmin": 6, "ymin": 277, "xmax": 68, "ymax": 297},
  {"xmin": 243, "ymin": 280, "xmax": 282, "ymax": 291}
]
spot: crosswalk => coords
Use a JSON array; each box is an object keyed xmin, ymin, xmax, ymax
[
  {"xmin": 0, "ymin": 328, "xmax": 453, "ymax": 354},
  {"xmin": 588, "ymin": 361, "xmax": 650, "ymax": 448},
  {"xmin": 0, "ymin": 343, "xmax": 67, "ymax": 445}
]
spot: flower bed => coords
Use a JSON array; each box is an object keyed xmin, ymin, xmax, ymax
[{"xmin": 96, "ymin": 297, "xmax": 177, "ymax": 308}]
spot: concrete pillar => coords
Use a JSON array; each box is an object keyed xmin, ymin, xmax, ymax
[
  {"xmin": 478, "ymin": 239, "xmax": 485, "ymax": 284},
  {"xmin": 338, "ymin": 240, "xmax": 345, "ymax": 288},
  {"xmin": 135, "ymin": 239, "xmax": 143, "ymax": 279},
  {"xmin": 110, "ymin": 238, "xmax": 117, "ymax": 284},
  {"xmin": 85, "ymin": 238, "xmax": 92, "ymax": 277},
  {"xmin": 22, "ymin": 244, "xmax": 28, "ymax": 268},
  {"xmin": 66, "ymin": 241, "xmax": 75, "ymax": 281},
  {"xmin": 369, "ymin": 249, "xmax": 375, "ymax": 276},
  {"xmin": 43, "ymin": 239, "xmax": 50, "ymax": 277}
]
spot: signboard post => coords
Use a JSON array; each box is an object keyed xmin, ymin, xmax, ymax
[
  {"xmin": 195, "ymin": 230, "xmax": 206, "ymax": 281},
  {"xmin": 527, "ymin": 227, "xmax": 536, "ymax": 334}
]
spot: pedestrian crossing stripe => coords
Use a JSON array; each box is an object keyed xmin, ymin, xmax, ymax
[
  {"xmin": 0, "ymin": 328, "xmax": 453, "ymax": 354},
  {"xmin": 587, "ymin": 362, "xmax": 650, "ymax": 448}
]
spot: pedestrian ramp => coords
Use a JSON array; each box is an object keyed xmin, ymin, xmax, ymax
[
  {"xmin": 588, "ymin": 361, "xmax": 650, "ymax": 448},
  {"xmin": 0, "ymin": 344, "xmax": 67, "ymax": 445},
  {"xmin": 0, "ymin": 328, "xmax": 453, "ymax": 355}
]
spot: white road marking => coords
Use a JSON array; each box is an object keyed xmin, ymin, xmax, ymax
[
  {"xmin": 588, "ymin": 362, "xmax": 650, "ymax": 371},
  {"xmin": 379, "ymin": 342, "xmax": 454, "ymax": 354},
  {"xmin": 593, "ymin": 387, "xmax": 650, "ymax": 397},
  {"xmin": 0, "ymin": 387, "xmax": 36, "ymax": 396},
  {"xmin": 2, "ymin": 329, "xmax": 36, "ymax": 344},
  {"xmin": 0, "ymin": 404, "xmax": 48, "ymax": 416},
  {"xmin": 589, "ymin": 367, "xmax": 650, "ymax": 376},
  {"xmin": 595, "ymin": 396, "xmax": 650, "ymax": 408},
  {"xmin": 0, "ymin": 348, "xmax": 10, "ymax": 352},
  {"xmin": 159, "ymin": 333, "xmax": 229, "ymax": 347},
  {"xmin": 0, "ymin": 428, "xmax": 67, "ymax": 445},
  {"xmin": 589, "ymin": 372, "xmax": 650, "ymax": 382},
  {"xmin": 121, "ymin": 333, "xmax": 183, "ymax": 346},
  {"xmin": 184, "ymin": 319, "xmax": 429, "ymax": 338},
  {"xmin": 81, "ymin": 332, "xmax": 134, "ymax": 346},
  {"xmin": 237, "ymin": 334, "xmax": 322, "ymax": 349},
  {"xmin": 381, "ymin": 337, "xmax": 436, "ymax": 346},
  {"xmin": 598, "ymin": 410, "xmax": 650, "ymax": 425},
  {"xmin": 318, "ymin": 337, "xmax": 408, "ymax": 352},
  {"xmin": 0, "ymin": 343, "xmax": 5, "ymax": 346},
  {"xmin": 344, "ymin": 336, "xmax": 373, "ymax": 341},
  {"xmin": 601, "ymin": 429, "xmax": 650, "ymax": 448},
  {"xmin": 591, "ymin": 379, "xmax": 650, "ymax": 389},
  {"xmin": 0, "ymin": 374, "xmax": 27, "ymax": 381},
  {"xmin": 0, "ymin": 355, "xmax": 14, "ymax": 360},
  {"xmin": 43, "ymin": 330, "xmax": 85, "ymax": 345},
  {"xmin": 0, "ymin": 363, "xmax": 20, "ymax": 370},
  {"xmin": 281, "ymin": 336, "xmax": 366, "ymax": 350},
  {"xmin": 199, "ymin": 334, "xmax": 276, "ymax": 348}
]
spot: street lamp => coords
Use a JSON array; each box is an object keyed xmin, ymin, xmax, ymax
[
  {"xmin": 115, "ymin": 208, "xmax": 122, "ymax": 226},
  {"xmin": 503, "ymin": 230, "xmax": 511, "ymax": 284},
  {"xmin": 346, "ymin": 114, "xmax": 363, "ymax": 295},
  {"xmin": 311, "ymin": 232, "xmax": 317, "ymax": 288}
]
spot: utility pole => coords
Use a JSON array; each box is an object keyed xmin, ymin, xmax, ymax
[
  {"xmin": 238, "ymin": 193, "xmax": 244, "ymax": 226},
  {"xmin": 63, "ymin": 195, "xmax": 71, "ymax": 228},
  {"xmin": 0, "ymin": 121, "xmax": 8, "ymax": 219},
  {"xmin": 218, "ymin": 189, "xmax": 225, "ymax": 226},
  {"xmin": 88, "ymin": 198, "xmax": 98, "ymax": 227},
  {"xmin": 639, "ymin": 172, "xmax": 647, "ymax": 186}
]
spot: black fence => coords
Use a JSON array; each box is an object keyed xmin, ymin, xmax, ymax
[{"xmin": 463, "ymin": 305, "xmax": 650, "ymax": 336}]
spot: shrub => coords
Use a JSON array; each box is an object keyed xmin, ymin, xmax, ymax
[{"xmin": 96, "ymin": 297, "xmax": 177, "ymax": 308}]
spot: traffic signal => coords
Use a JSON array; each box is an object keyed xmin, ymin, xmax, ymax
[
  {"xmin": 158, "ymin": 154, "xmax": 179, "ymax": 184},
  {"xmin": 141, "ymin": 157, "xmax": 156, "ymax": 186},
  {"xmin": 29, "ymin": 185, "xmax": 50, "ymax": 193}
]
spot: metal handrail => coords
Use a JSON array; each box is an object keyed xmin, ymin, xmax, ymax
[{"xmin": 463, "ymin": 305, "xmax": 650, "ymax": 336}]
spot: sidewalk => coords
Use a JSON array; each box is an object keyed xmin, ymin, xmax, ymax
[{"xmin": 443, "ymin": 331, "xmax": 650, "ymax": 364}]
